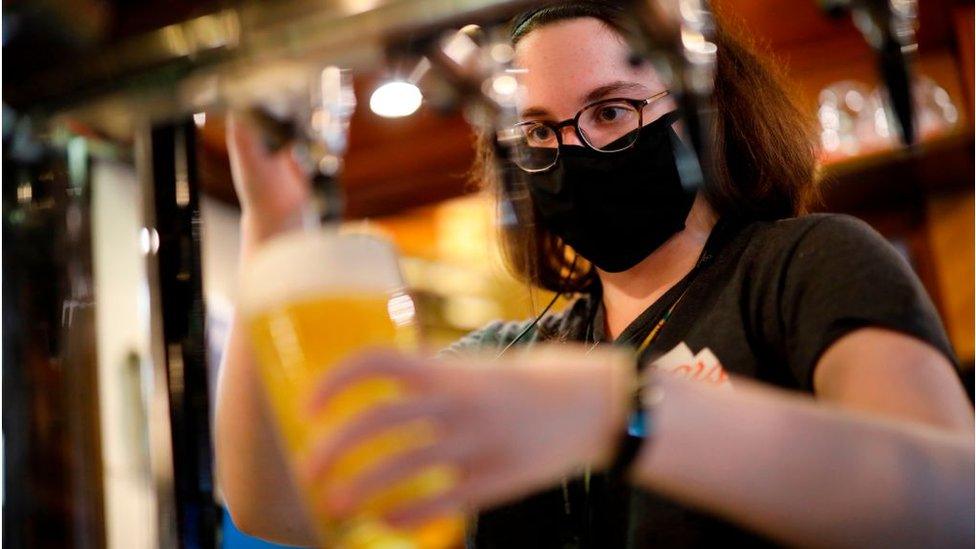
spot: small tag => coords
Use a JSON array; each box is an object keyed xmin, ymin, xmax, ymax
[{"xmin": 651, "ymin": 343, "xmax": 732, "ymax": 388}]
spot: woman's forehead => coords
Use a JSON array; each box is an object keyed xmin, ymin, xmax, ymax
[{"xmin": 513, "ymin": 17, "xmax": 664, "ymax": 117}]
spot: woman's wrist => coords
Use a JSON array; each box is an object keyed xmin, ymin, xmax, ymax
[
  {"xmin": 589, "ymin": 349, "xmax": 640, "ymax": 469},
  {"xmin": 610, "ymin": 369, "xmax": 665, "ymax": 479},
  {"xmin": 240, "ymin": 208, "xmax": 308, "ymax": 261}
]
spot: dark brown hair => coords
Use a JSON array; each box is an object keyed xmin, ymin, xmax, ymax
[{"xmin": 475, "ymin": 1, "xmax": 819, "ymax": 293}]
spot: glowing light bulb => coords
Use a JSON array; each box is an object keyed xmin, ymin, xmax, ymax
[{"xmin": 369, "ymin": 81, "xmax": 423, "ymax": 118}]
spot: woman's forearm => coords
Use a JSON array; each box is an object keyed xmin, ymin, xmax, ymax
[
  {"xmin": 214, "ymin": 316, "xmax": 317, "ymax": 544},
  {"xmin": 214, "ymin": 217, "xmax": 317, "ymax": 545},
  {"xmin": 633, "ymin": 375, "xmax": 974, "ymax": 548}
]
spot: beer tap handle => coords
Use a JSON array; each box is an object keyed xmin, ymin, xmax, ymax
[
  {"xmin": 624, "ymin": 0, "xmax": 718, "ymax": 193},
  {"xmin": 819, "ymin": 0, "xmax": 919, "ymax": 146},
  {"xmin": 306, "ymin": 66, "xmax": 356, "ymax": 223},
  {"xmin": 231, "ymin": 64, "xmax": 356, "ymax": 226}
]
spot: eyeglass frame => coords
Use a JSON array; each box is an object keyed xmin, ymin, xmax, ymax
[{"xmin": 510, "ymin": 89, "xmax": 671, "ymax": 173}]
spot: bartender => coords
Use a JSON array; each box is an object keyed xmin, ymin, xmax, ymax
[{"xmin": 215, "ymin": 1, "xmax": 975, "ymax": 547}]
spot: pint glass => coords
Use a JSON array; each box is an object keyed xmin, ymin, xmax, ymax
[{"xmin": 238, "ymin": 230, "xmax": 462, "ymax": 548}]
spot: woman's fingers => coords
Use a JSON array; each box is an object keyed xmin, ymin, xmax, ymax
[
  {"xmin": 383, "ymin": 488, "xmax": 467, "ymax": 529},
  {"xmin": 380, "ymin": 470, "xmax": 510, "ymax": 529},
  {"xmin": 227, "ymin": 112, "xmax": 284, "ymax": 185},
  {"xmin": 225, "ymin": 111, "xmax": 310, "ymax": 231},
  {"xmin": 303, "ymin": 395, "xmax": 454, "ymax": 483},
  {"xmin": 226, "ymin": 112, "xmax": 267, "ymax": 162},
  {"xmin": 324, "ymin": 438, "xmax": 474, "ymax": 515},
  {"xmin": 306, "ymin": 350, "xmax": 437, "ymax": 413}
]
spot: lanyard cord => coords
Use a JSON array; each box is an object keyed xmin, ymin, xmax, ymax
[
  {"xmin": 633, "ymin": 272, "xmax": 696, "ymax": 355},
  {"xmin": 590, "ymin": 227, "xmax": 717, "ymax": 357},
  {"xmin": 574, "ymin": 219, "xmax": 727, "ymax": 547},
  {"xmin": 496, "ymin": 255, "xmax": 581, "ymax": 359}
]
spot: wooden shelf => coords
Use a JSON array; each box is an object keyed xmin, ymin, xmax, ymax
[{"xmin": 818, "ymin": 130, "xmax": 974, "ymax": 215}]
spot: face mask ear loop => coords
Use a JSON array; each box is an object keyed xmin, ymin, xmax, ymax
[
  {"xmin": 495, "ymin": 254, "xmax": 579, "ymax": 358},
  {"xmin": 494, "ymin": 129, "xmax": 533, "ymax": 229}
]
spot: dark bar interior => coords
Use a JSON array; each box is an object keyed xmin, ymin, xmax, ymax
[{"xmin": 3, "ymin": 1, "xmax": 973, "ymax": 548}]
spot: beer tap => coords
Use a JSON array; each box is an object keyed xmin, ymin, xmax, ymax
[
  {"xmin": 819, "ymin": 0, "xmax": 919, "ymax": 146},
  {"xmin": 385, "ymin": 24, "xmax": 529, "ymax": 225},
  {"xmin": 231, "ymin": 63, "xmax": 356, "ymax": 224},
  {"xmin": 620, "ymin": 0, "xmax": 718, "ymax": 194},
  {"xmin": 305, "ymin": 66, "xmax": 357, "ymax": 223}
]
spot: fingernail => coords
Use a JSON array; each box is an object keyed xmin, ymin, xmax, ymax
[{"xmin": 325, "ymin": 488, "xmax": 351, "ymax": 516}]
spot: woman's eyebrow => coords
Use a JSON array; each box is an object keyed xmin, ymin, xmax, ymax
[
  {"xmin": 518, "ymin": 81, "xmax": 650, "ymax": 119},
  {"xmin": 581, "ymin": 81, "xmax": 649, "ymax": 104},
  {"xmin": 519, "ymin": 106, "xmax": 551, "ymax": 119}
]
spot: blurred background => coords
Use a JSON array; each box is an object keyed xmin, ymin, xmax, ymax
[{"xmin": 3, "ymin": 0, "xmax": 973, "ymax": 548}]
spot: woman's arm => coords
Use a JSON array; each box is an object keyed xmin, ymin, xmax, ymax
[
  {"xmin": 637, "ymin": 326, "xmax": 971, "ymax": 548},
  {"xmin": 635, "ymin": 350, "xmax": 973, "ymax": 548},
  {"xmin": 813, "ymin": 327, "xmax": 973, "ymax": 431},
  {"xmin": 306, "ymin": 338, "xmax": 973, "ymax": 548},
  {"xmin": 214, "ymin": 115, "xmax": 317, "ymax": 544},
  {"xmin": 215, "ymin": 310, "xmax": 317, "ymax": 544}
]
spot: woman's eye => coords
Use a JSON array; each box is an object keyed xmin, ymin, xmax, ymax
[
  {"xmin": 528, "ymin": 126, "xmax": 553, "ymax": 142},
  {"xmin": 596, "ymin": 106, "xmax": 626, "ymax": 123}
]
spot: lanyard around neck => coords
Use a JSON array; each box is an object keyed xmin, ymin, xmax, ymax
[{"xmin": 612, "ymin": 217, "xmax": 729, "ymax": 358}]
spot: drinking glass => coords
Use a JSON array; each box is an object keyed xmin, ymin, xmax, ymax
[{"xmin": 238, "ymin": 230, "xmax": 463, "ymax": 549}]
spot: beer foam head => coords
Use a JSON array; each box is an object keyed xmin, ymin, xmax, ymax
[{"xmin": 238, "ymin": 230, "xmax": 404, "ymax": 315}]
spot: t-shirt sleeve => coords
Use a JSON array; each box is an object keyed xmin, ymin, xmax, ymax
[
  {"xmin": 777, "ymin": 215, "xmax": 956, "ymax": 390},
  {"xmin": 438, "ymin": 318, "xmax": 538, "ymax": 358},
  {"xmin": 438, "ymin": 300, "xmax": 580, "ymax": 358},
  {"xmin": 438, "ymin": 321, "xmax": 507, "ymax": 357}
]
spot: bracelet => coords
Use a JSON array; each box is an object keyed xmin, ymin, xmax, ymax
[{"xmin": 608, "ymin": 368, "xmax": 662, "ymax": 478}]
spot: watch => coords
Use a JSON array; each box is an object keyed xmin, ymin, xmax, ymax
[{"xmin": 608, "ymin": 370, "xmax": 662, "ymax": 478}]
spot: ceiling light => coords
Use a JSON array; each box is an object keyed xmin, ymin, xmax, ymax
[{"xmin": 369, "ymin": 81, "xmax": 422, "ymax": 118}]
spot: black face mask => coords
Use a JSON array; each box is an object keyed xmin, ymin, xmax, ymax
[{"xmin": 524, "ymin": 110, "xmax": 696, "ymax": 273}]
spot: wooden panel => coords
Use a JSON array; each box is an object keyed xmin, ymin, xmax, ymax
[
  {"xmin": 714, "ymin": 0, "xmax": 958, "ymax": 53},
  {"xmin": 819, "ymin": 133, "xmax": 974, "ymax": 214},
  {"xmin": 953, "ymin": 5, "xmax": 975, "ymax": 122},
  {"xmin": 925, "ymin": 191, "xmax": 976, "ymax": 361},
  {"xmin": 341, "ymin": 82, "xmax": 477, "ymax": 217},
  {"xmin": 713, "ymin": 0, "xmax": 863, "ymax": 52}
]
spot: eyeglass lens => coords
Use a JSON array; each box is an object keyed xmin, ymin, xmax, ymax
[{"xmin": 511, "ymin": 99, "xmax": 645, "ymax": 172}]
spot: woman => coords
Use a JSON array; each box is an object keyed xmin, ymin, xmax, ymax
[{"xmin": 216, "ymin": 2, "xmax": 974, "ymax": 547}]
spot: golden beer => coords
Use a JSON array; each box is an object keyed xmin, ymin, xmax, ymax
[{"xmin": 239, "ymin": 231, "xmax": 463, "ymax": 549}]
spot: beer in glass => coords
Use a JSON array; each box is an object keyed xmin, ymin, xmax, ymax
[{"xmin": 238, "ymin": 230, "xmax": 462, "ymax": 548}]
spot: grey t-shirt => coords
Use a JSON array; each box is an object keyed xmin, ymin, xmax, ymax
[{"xmin": 444, "ymin": 213, "xmax": 956, "ymax": 548}]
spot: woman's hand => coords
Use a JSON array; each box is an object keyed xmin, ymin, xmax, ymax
[
  {"xmin": 225, "ymin": 112, "xmax": 311, "ymax": 245},
  {"xmin": 301, "ymin": 346, "xmax": 634, "ymax": 528}
]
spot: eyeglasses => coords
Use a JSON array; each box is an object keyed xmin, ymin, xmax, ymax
[{"xmin": 499, "ymin": 90, "xmax": 670, "ymax": 173}]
